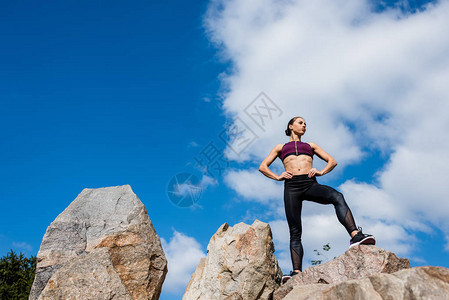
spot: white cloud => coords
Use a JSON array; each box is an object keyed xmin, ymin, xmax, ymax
[
  {"xmin": 188, "ymin": 141, "xmax": 199, "ymax": 148},
  {"xmin": 365, "ymin": 220, "xmax": 417, "ymax": 255},
  {"xmin": 204, "ymin": 0, "xmax": 449, "ymax": 256},
  {"xmin": 12, "ymin": 241, "xmax": 33, "ymax": 253},
  {"xmin": 171, "ymin": 174, "xmax": 217, "ymax": 201},
  {"xmin": 200, "ymin": 174, "xmax": 219, "ymax": 189},
  {"xmin": 160, "ymin": 230, "xmax": 206, "ymax": 295},
  {"xmin": 172, "ymin": 182, "xmax": 200, "ymax": 198},
  {"xmin": 339, "ymin": 181, "xmax": 399, "ymax": 220},
  {"xmin": 223, "ymin": 169, "xmax": 283, "ymax": 205}
]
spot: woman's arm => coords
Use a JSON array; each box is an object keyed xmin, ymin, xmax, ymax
[
  {"xmin": 259, "ymin": 144, "xmax": 290, "ymax": 181},
  {"xmin": 308, "ymin": 142, "xmax": 337, "ymax": 177}
]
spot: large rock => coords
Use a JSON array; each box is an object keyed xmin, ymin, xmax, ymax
[
  {"xmin": 30, "ymin": 185, "xmax": 167, "ymax": 300},
  {"xmin": 282, "ymin": 266, "xmax": 449, "ymax": 299},
  {"xmin": 183, "ymin": 220, "xmax": 282, "ymax": 300},
  {"xmin": 39, "ymin": 248, "xmax": 133, "ymax": 300},
  {"xmin": 274, "ymin": 245, "xmax": 410, "ymax": 300}
]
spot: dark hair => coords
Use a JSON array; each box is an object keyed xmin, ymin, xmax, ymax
[{"xmin": 285, "ymin": 116, "xmax": 304, "ymax": 136}]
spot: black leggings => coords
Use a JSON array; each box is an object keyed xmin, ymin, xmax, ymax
[{"xmin": 284, "ymin": 174, "xmax": 357, "ymax": 271}]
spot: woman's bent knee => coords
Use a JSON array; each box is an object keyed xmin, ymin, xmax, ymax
[{"xmin": 333, "ymin": 191, "xmax": 347, "ymax": 205}]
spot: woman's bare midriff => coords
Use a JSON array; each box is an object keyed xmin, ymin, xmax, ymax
[{"xmin": 282, "ymin": 155, "xmax": 314, "ymax": 175}]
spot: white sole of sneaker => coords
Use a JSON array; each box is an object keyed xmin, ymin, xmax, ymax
[{"xmin": 349, "ymin": 236, "xmax": 376, "ymax": 249}]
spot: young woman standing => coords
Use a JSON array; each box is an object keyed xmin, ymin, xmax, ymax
[{"xmin": 259, "ymin": 116, "xmax": 375, "ymax": 282}]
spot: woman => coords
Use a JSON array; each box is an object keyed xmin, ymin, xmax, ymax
[{"xmin": 258, "ymin": 116, "xmax": 375, "ymax": 282}]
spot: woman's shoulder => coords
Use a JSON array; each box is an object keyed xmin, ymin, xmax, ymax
[
  {"xmin": 272, "ymin": 143, "xmax": 285, "ymax": 152},
  {"xmin": 307, "ymin": 142, "xmax": 323, "ymax": 152}
]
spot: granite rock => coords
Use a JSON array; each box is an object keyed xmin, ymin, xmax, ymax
[
  {"xmin": 183, "ymin": 220, "xmax": 282, "ymax": 300},
  {"xmin": 274, "ymin": 245, "xmax": 410, "ymax": 300},
  {"xmin": 30, "ymin": 185, "xmax": 167, "ymax": 300},
  {"xmin": 282, "ymin": 266, "xmax": 449, "ymax": 300}
]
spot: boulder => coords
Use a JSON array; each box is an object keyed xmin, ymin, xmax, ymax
[
  {"xmin": 183, "ymin": 220, "xmax": 282, "ymax": 300},
  {"xmin": 282, "ymin": 266, "xmax": 449, "ymax": 299},
  {"xmin": 39, "ymin": 248, "xmax": 133, "ymax": 300},
  {"xmin": 29, "ymin": 185, "xmax": 167, "ymax": 300},
  {"xmin": 274, "ymin": 245, "xmax": 410, "ymax": 300}
]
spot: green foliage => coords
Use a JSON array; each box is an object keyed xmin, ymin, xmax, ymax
[
  {"xmin": 0, "ymin": 250, "xmax": 36, "ymax": 300},
  {"xmin": 311, "ymin": 243, "xmax": 331, "ymax": 266}
]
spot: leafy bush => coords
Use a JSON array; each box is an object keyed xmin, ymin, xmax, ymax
[{"xmin": 0, "ymin": 250, "xmax": 36, "ymax": 300}]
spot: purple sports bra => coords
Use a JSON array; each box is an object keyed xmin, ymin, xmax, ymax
[{"xmin": 280, "ymin": 141, "xmax": 314, "ymax": 161}]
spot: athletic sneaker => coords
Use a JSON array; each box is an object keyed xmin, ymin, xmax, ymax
[
  {"xmin": 349, "ymin": 227, "xmax": 376, "ymax": 249},
  {"xmin": 281, "ymin": 271, "xmax": 300, "ymax": 284}
]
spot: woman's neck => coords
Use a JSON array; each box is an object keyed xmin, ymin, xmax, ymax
[{"xmin": 289, "ymin": 136, "xmax": 301, "ymax": 142}]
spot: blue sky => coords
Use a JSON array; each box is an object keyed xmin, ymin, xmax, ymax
[{"xmin": 1, "ymin": 0, "xmax": 448, "ymax": 299}]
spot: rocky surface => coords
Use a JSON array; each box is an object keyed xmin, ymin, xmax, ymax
[
  {"xmin": 30, "ymin": 185, "xmax": 167, "ymax": 300},
  {"xmin": 183, "ymin": 220, "xmax": 282, "ymax": 300},
  {"xmin": 39, "ymin": 248, "xmax": 133, "ymax": 300},
  {"xmin": 274, "ymin": 245, "xmax": 410, "ymax": 300},
  {"xmin": 282, "ymin": 266, "xmax": 449, "ymax": 299},
  {"xmin": 30, "ymin": 186, "xmax": 448, "ymax": 300}
]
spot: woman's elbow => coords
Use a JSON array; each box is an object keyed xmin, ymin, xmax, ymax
[{"xmin": 332, "ymin": 159, "xmax": 338, "ymax": 167}]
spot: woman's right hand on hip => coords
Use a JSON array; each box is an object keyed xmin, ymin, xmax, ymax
[{"xmin": 278, "ymin": 171, "xmax": 293, "ymax": 181}]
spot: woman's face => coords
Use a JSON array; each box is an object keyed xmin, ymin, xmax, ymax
[{"xmin": 290, "ymin": 118, "xmax": 306, "ymax": 135}]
